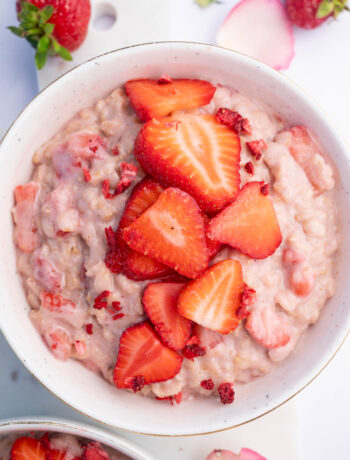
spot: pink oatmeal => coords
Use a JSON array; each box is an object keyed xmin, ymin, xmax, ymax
[{"xmin": 12, "ymin": 82, "xmax": 338, "ymax": 401}]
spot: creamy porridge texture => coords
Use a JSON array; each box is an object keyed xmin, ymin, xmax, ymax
[
  {"xmin": 13, "ymin": 78, "xmax": 338, "ymax": 403},
  {"xmin": 0, "ymin": 432, "xmax": 130, "ymax": 459}
]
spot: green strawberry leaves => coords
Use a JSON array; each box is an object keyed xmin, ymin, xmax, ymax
[
  {"xmin": 8, "ymin": 1, "xmax": 72, "ymax": 70},
  {"xmin": 316, "ymin": 0, "xmax": 349, "ymax": 19},
  {"xmin": 194, "ymin": 0, "xmax": 220, "ymax": 7}
]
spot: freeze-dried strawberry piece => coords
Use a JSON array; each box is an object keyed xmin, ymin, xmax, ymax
[
  {"xmin": 182, "ymin": 343, "xmax": 206, "ymax": 360},
  {"xmin": 102, "ymin": 163, "xmax": 137, "ymax": 199},
  {"xmin": 13, "ymin": 182, "xmax": 39, "ymax": 253},
  {"xmin": 208, "ymin": 181, "xmax": 282, "ymax": 259},
  {"xmin": 129, "ymin": 375, "xmax": 146, "ymax": 393},
  {"xmin": 218, "ymin": 382, "xmax": 235, "ymax": 404},
  {"xmin": 216, "ymin": 108, "xmax": 252, "ymax": 135},
  {"xmin": 142, "ymin": 282, "xmax": 191, "ymax": 350},
  {"xmin": 178, "ymin": 260, "xmax": 244, "ymax": 334},
  {"xmin": 201, "ymin": 379, "xmax": 214, "ymax": 390},
  {"xmin": 105, "ymin": 247, "xmax": 125, "ymax": 274},
  {"xmin": 246, "ymin": 139, "xmax": 267, "ymax": 160},
  {"xmin": 114, "ymin": 321, "xmax": 183, "ymax": 389},
  {"xmin": 156, "ymin": 392, "xmax": 182, "ymax": 405},
  {"xmin": 40, "ymin": 292, "xmax": 76, "ymax": 313},
  {"xmin": 125, "ymin": 78, "xmax": 216, "ymax": 121},
  {"xmin": 134, "ymin": 113, "xmax": 241, "ymax": 214},
  {"xmin": 122, "ymin": 188, "xmax": 210, "ymax": 279},
  {"xmin": 244, "ymin": 161, "xmax": 254, "ymax": 175}
]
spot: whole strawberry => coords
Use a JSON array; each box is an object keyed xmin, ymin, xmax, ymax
[
  {"xmin": 9, "ymin": 0, "xmax": 91, "ymax": 69},
  {"xmin": 286, "ymin": 0, "xmax": 348, "ymax": 29}
]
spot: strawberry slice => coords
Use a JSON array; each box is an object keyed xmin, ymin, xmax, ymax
[
  {"xmin": 142, "ymin": 282, "xmax": 191, "ymax": 350},
  {"xmin": 125, "ymin": 78, "xmax": 216, "ymax": 121},
  {"xmin": 122, "ymin": 187, "xmax": 209, "ymax": 278},
  {"xmin": 178, "ymin": 260, "xmax": 244, "ymax": 334},
  {"xmin": 245, "ymin": 305, "xmax": 291, "ymax": 348},
  {"xmin": 11, "ymin": 437, "xmax": 46, "ymax": 460},
  {"xmin": 114, "ymin": 321, "xmax": 183, "ymax": 389},
  {"xmin": 208, "ymin": 181, "xmax": 282, "ymax": 259},
  {"xmin": 83, "ymin": 442, "xmax": 109, "ymax": 460},
  {"xmin": 203, "ymin": 214, "xmax": 222, "ymax": 259},
  {"xmin": 134, "ymin": 114, "xmax": 241, "ymax": 214},
  {"xmin": 115, "ymin": 177, "xmax": 174, "ymax": 280}
]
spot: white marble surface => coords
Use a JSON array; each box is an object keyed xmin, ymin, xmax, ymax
[{"xmin": 0, "ymin": 1, "xmax": 349, "ymax": 459}]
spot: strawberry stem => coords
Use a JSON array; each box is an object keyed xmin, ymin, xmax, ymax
[{"xmin": 8, "ymin": 1, "xmax": 72, "ymax": 70}]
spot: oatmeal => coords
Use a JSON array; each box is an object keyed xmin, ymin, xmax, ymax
[
  {"xmin": 13, "ymin": 78, "xmax": 338, "ymax": 403},
  {"xmin": 0, "ymin": 431, "xmax": 131, "ymax": 460}
]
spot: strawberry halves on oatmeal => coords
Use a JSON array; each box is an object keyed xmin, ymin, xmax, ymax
[
  {"xmin": 125, "ymin": 78, "xmax": 216, "ymax": 121},
  {"xmin": 114, "ymin": 321, "xmax": 183, "ymax": 390},
  {"xmin": 13, "ymin": 182, "xmax": 39, "ymax": 253}
]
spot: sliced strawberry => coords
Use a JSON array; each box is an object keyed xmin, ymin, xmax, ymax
[
  {"xmin": 203, "ymin": 214, "xmax": 222, "ymax": 259},
  {"xmin": 115, "ymin": 177, "xmax": 174, "ymax": 280},
  {"xmin": 11, "ymin": 437, "xmax": 46, "ymax": 460},
  {"xmin": 208, "ymin": 181, "xmax": 282, "ymax": 259},
  {"xmin": 13, "ymin": 181, "xmax": 39, "ymax": 253},
  {"xmin": 142, "ymin": 282, "xmax": 191, "ymax": 350},
  {"xmin": 83, "ymin": 442, "xmax": 109, "ymax": 460},
  {"xmin": 122, "ymin": 187, "xmax": 209, "ymax": 278},
  {"xmin": 125, "ymin": 78, "xmax": 216, "ymax": 121},
  {"xmin": 114, "ymin": 321, "xmax": 183, "ymax": 388},
  {"xmin": 245, "ymin": 305, "xmax": 291, "ymax": 348},
  {"xmin": 134, "ymin": 114, "xmax": 241, "ymax": 214},
  {"xmin": 178, "ymin": 260, "xmax": 244, "ymax": 334}
]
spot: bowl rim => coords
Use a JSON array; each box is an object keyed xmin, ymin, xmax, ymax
[
  {"xmin": 0, "ymin": 40, "xmax": 349, "ymax": 437},
  {"xmin": 0, "ymin": 417, "xmax": 154, "ymax": 459}
]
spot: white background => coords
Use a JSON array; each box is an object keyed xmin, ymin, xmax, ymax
[{"xmin": 0, "ymin": 1, "xmax": 349, "ymax": 459}]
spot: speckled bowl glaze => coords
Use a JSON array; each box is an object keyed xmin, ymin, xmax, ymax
[
  {"xmin": 0, "ymin": 42, "xmax": 349, "ymax": 436},
  {"xmin": 0, "ymin": 418, "xmax": 153, "ymax": 459}
]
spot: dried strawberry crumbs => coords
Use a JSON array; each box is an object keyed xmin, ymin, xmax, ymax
[
  {"xmin": 246, "ymin": 139, "xmax": 267, "ymax": 160},
  {"xmin": 111, "ymin": 145, "xmax": 120, "ymax": 155},
  {"xmin": 105, "ymin": 226, "xmax": 117, "ymax": 248},
  {"xmin": 130, "ymin": 375, "xmax": 146, "ymax": 393},
  {"xmin": 200, "ymin": 379, "xmax": 214, "ymax": 390},
  {"xmin": 86, "ymin": 323, "xmax": 93, "ymax": 335},
  {"xmin": 102, "ymin": 163, "xmax": 137, "ymax": 199},
  {"xmin": 260, "ymin": 183, "xmax": 270, "ymax": 196},
  {"xmin": 82, "ymin": 168, "xmax": 91, "ymax": 182},
  {"xmin": 182, "ymin": 343, "xmax": 206, "ymax": 360},
  {"xmin": 244, "ymin": 161, "xmax": 254, "ymax": 175},
  {"xmin": 112, "ymin": 301, "xmax": 121, "ymax": 311},
  {"xmin": 235, "ymin": 305, "xmax": 250, "ymax": 319},
  {"xmin": 89, "ymin": 145, "xmax": 98, "ymax": 154},
  {"xmin": 218, "ymin": 382, "xmax": 235, "ymax": 404},
  {"xmin": 112, "ymin": 313, "xmax": 125, "ymax": 320},
  {"xmin": 216, "ymin": 108, "xmax": 252, "ymax": 135},
  {"xmin": 102, "ymin": 179, "xmax": 112, "ymax": 199},
  {"xmin": 56, "ymin": 230, "xmax": 69, "ymax": 237},
  {"xmin": 156, "ymin": 392, "xmax": 182, "ymax": 405},
  {"xmin": 105, "ymin": 247, "xmax": 125, "ymax": 273},
  {"xmin": 158, "ymin": 74, "xmax": 173, "ymax": 84},
  {"xmin": 241, "ymin": 283, "xmax": 256, "ymax": 307},
  {"xmin": 93, "ymin": 290, "xmax": 110, "ymax": 310}
]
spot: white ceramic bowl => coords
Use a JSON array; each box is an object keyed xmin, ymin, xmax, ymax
[
  {"xmin": 0, "ymin": 42, "xmax": 349, "ymax": 436},
  {"xmin": 0, "ymin": 417, "xmax": 153, "ymax": 459}
]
